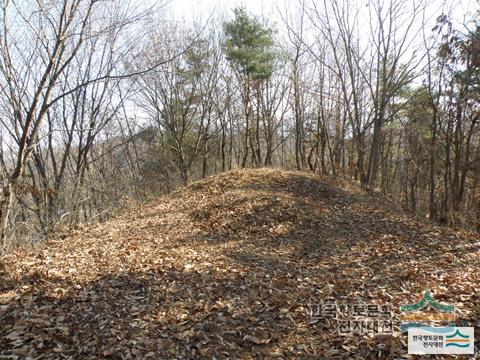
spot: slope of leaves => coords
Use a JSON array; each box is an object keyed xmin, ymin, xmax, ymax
[{"xmin": 0, "ymin": 168, "xmax": 479, "ymax": 359}]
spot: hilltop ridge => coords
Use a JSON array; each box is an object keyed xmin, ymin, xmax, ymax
[{"xmin": 0, "ymin": 169, "xmax": 478, "ymax": 358}]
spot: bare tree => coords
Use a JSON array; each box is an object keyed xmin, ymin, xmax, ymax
[{"xmin": 0, "ymin": 0, "xmax": 162, "ymax": 249}]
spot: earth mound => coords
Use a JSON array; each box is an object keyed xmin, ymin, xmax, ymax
[{"xmin": 0, "ymin": 168, "xmax": 478, "ymax": 358}]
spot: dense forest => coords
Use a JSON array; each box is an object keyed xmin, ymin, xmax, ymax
[{"xmin": 1, "ymin": 0, "xmax": 479, "ymax": 250}]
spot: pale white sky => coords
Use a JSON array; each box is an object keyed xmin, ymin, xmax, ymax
[
  {"xmin": 167, "ymin": 0, "xmax": 475, "ymax": 23},
  {"xmin": 169, "ymin": 0, "xmax": 276, "ymax": 20}
]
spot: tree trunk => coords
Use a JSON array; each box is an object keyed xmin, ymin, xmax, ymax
[
  {"xmin": 0, "ymin": 183, "xmax": 14, "ymax": 251},
  {"xmin": 429, "ymin": 108, "xmax": 438, "ymax": 221}
]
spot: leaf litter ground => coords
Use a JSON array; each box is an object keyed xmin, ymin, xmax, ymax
[{"xmin": 0, "ymin": 169, "xmax": 479, "ymax": 359}]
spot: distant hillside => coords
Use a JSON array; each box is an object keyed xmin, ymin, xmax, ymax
[{"xmin": 0, "ymin": 169, "xmax": 478, "ymax": 358}]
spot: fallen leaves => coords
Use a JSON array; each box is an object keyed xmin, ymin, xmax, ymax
[
  {"xmin": 243, "ymin": 334, "xmax": 271, "ymax": 345},
  {"xmin": 0, "ymin": 168, "xmax": 478, "ymax": 359}
]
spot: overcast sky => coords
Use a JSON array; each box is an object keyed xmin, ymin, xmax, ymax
[
  {"xmin": 169, "ymin": 0, "xmax": 276, "ymax": 21},
  {"xmin": 167, "ymin": 0, "xmax": 475, "ymax": 25}
]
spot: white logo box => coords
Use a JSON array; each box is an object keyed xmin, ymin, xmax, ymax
[{"xmin": 408, "ymin": 327, "xmax": 474, "ymax": 355}]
